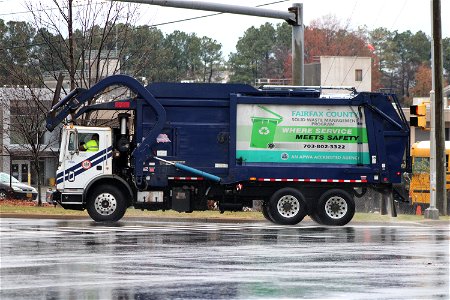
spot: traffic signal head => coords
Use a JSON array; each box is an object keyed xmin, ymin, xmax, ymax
[{"xmin": 410, "ymin": 103, "xmax": 427, "ymax": 128}]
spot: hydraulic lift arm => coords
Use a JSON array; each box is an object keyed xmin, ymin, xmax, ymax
[{"xmin": 45, "ymin": 75, "xmax": 167, "ymax": 180}]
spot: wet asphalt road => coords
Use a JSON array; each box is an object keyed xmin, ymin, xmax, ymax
[{"xmin": 0, "ymin": 218, "xmax": 449, "ymax": 300}]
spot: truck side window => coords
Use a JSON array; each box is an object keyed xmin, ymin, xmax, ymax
[{"xmin": 78, "ymin": 133, "xmax": 99, "ymax": 152}]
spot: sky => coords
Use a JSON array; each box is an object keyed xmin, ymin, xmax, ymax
[{"xmin": 1, "ymin": 0, "xmax": 449, "ymax": 57}]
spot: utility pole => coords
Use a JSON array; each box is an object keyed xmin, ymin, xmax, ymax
[
  {"xmin": 425, "ymin": 0, "xmax": 446, "ymax": 219},
  {"xmin": 115, "ymin": 0, "xmax": 304, "ymax": 85}
]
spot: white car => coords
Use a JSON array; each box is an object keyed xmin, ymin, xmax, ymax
[{"xmin": 0, "ymin": 172, "xmax": 38, "ymax": 200}]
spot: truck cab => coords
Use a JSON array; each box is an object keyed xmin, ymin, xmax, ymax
[{"xmin": 56, "ymin": 126, "xmax": 114, "ymax": 209}]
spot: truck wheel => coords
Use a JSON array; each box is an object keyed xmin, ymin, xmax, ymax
[
  {"xmin": 268, "ymin": 188, "xmax": 306, "ymax": 225},
  {"xmin": 308, "ymin": 212, "xmax": 324, "ymax": 225},
  {"xmin": 316, "ymin": 189, "xmax": 355, "ymax": 226},
  {"xmin": 262, "ymin": 202, "xmax": 274, "ymax": 222},
  {"xmin": 0, "ymin": 189, "xmax": 7, "ymax": 200},
  {"xmin": 87, "ymin": 185, "xmax": 127, "ymax": 222}
]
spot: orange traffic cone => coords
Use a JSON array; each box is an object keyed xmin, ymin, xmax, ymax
[{"xmin": 416, "ymin": 205, "xmax": 422, "ymax": 216}]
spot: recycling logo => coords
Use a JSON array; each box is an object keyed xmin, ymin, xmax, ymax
[{"xmin": 259, "ymin": 126, "xmax": 270, "ymax": 135}]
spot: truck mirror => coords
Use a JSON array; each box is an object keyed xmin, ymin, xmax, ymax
[{"xmin": 68, "ymin": 129, "xmax": 79, "ymax": 155}]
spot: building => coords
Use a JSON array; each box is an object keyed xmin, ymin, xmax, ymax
[
  {"xmin": 257, "ymin": 56, "xmax": 372, "ymax": 92},
  {"xmin": 0, "ymin": 87, "xmax": 59, "ymax": 185},
  {"xmin": 306, "ymin": 56, "xmax": 372, "ymax": 91}
]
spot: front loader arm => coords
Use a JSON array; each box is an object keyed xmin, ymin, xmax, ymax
[
  {"xmin": 46, "ymin": 74, "xmax": 166, "ymax": 132},
  {"xmin": 45, "ymin": 74, "xmax": 167, "ymax": 181}
]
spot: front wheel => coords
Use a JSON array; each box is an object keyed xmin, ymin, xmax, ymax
[
  {"xmin": 316, "ymin": 189, "xmax": 355, "ymax": 226},
  {"xmin": 268, "ymin": 188, "xmax": 307, "ymax": 225},
  {"xmin": 86, "ymin": 185, "xmax": 127, "ymax": 222}
]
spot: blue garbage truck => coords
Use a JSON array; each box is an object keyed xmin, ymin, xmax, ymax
[{"xmin": 46, "ymin": 75, "xmax": 410, "ymax": 225}]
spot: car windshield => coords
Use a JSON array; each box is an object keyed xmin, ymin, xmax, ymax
[{"xmin": 0, "ymin": 173, "xmax": 20, "ymax": 183}]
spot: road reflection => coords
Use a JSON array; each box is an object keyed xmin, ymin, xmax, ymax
[{"xmin": 0, "ymin": 219, "xmax": 448, "ymax": 300}]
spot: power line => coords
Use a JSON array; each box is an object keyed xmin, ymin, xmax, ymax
[{"xmin": 0, "ymin": 0, "xmax": 290, "ymax": 52}]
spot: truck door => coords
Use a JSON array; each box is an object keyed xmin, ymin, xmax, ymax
[{"xmin": 60, "ymin": 130, "xmax": 106, "ymax": 190}]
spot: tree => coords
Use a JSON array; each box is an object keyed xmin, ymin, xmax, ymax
[
  {"xmin": 0, "ymin": 20, "xmax": 38, "ymax": 85},
  {"xmin": 374, "ymin": 30, "xmax": 430, "ymax": 104},
  {"xmin": 304, "ymin": 15, "xmax": 372, "ymax": 63},
  {"xmin": 122, "ymin": 25, "xmax": 173, "ymax": 82},
  {"xmin": 443, "ymin": 37, "xmax": 450, "ymax": 82},
  {"xmin": 27, "ymin": 0, "xmax": 138, "ymax": 90},
  {"xmin": 411, "ymin": 63, "xmax": 432, "ymax": 97},
  {"xmin": 228, "ymin": 22, "xmax": 280, "ymax": 84},
  {"xmin": 396, "ymin": 31, "xmax": 429, "ymax": 99},
  {"xmin": 164, "ymin": 31, "xmax": 202, "ymax": 81},
  {"xmin": 199, "ymin": 37, "xmax": 222, "ymax": 83},
  {"xmin": 368, "ymin": 27, "xmax": 396, "ymax": 91},
  {"xmin": 273, "ymin": 22, "xmax": 291, "ymax": 80}
]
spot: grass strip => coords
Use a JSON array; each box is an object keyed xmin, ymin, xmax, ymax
[{"xmin": 1, "ymin": 202, "xmax": 449, "ymax": 222}]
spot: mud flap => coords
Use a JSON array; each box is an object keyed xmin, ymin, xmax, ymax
[{"xmin": 380, "ymin": 185, "xmax": 397, "ymax": 217}]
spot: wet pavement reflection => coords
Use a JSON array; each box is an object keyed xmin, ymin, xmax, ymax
[{"xmin": 0, "ymin": 218, "xmax": 449, "ymax": 299}]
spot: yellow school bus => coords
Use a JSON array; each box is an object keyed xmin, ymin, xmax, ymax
[{"xmin": 409, "ymin": 141, "xmax": 450, "ymax": 206}]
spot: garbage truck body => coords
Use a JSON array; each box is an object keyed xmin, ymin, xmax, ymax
[{"xmin": 46, "ymin": 75, "xmax": 411, "ymax": 225}]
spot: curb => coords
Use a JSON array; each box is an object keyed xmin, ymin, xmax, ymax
[
  {"xmin": 0, "ymin": 213, "xmax": 266, "ymax": 224},
  {"xmin": 1, "ymin": 213, "xmax": 449, "ymax": 226}
]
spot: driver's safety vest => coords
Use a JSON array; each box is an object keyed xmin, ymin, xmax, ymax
[{"xmin": 85, "ymin": 140, "xmax": 99, "ymax": 152}]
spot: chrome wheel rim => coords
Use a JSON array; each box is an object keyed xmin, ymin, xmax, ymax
[
  {"xmin": 277, "ymin": 195, "xmax": 300, "ymax": 218},
  {"xmin": 0, "ymin": 191, "xmax": 6, "ymax": 200},
  {"xmin": 325, "ymin": 196, "xmax": 348, "ymax": 219},
  {"xmin": 94, "ymin": 193, "xmax": 117, "ymax": 216}
]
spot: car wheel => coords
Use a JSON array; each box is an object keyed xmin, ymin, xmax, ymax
[
  {"xmin": 268, "ymin": 188, "xmax": 307, "ymax": 225},
  {"xmin": 0, "ymin": 189, "xmax": 7, "ymax": 200},
  {"xmin": 87, "ymin": 185, "xmax": 127, "ymax": 222},
  {"xmin": 316, "ymin": 189, "xmax": 355, "ymax": 226}
]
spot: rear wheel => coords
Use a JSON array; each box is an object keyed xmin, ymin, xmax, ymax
[
  {"xmin": 268, "ymin": 188, "xmax": 307, "ymax": 225},
  {"xmin": 262, "ymin": 202, "xmax": 274, "ymax": 222},
  {"xmin": 87, "ymin": 185, "xmax": 127, "ymax": 222},
  {"xmin": 316, "ymin": 189, "xmax": 355, "ymax": 226},
  {"xmin": 308, "ymin": 211, "xmax": 324, "ymax": 225}
]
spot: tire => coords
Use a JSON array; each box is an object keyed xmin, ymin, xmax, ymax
[
  {"xmin": 262, "ymin": 202, "xmax": 274, "ymax": 222},
  {"xmin": 86, "ymin": 185, "xmax": 127, "ymax": 222},
  {"xmin": 268, "ymin": 188, "xmax": 307, "ymax": 225},
  {"xmin": 308, "ymin": 211, "xmax": 324, "ymax": 225},
  {"xmin": 0, "ymin": 189, "xmax": 7, "ymax": 200},
  {"xmin": 316, "ymin": 189, "xmax": 355, "ymax": 226}
]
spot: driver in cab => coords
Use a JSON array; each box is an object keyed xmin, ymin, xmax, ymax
[{"xmin": 79, "ymin": 134, "xmax": 99, "ymax": 152}]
